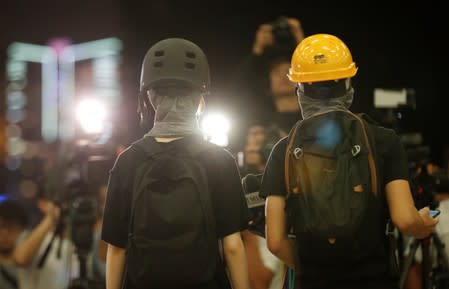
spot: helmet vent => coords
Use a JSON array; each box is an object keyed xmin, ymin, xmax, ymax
[
  {"xmin": 185, "ymin": 51, "xmax": 196, "ymax": 59},
  {"xmin": 154, "ymin": 50, "xmax": 164, "ymax": 57},
  {"xmin": 185, "ymin": 63, "xmax": 195, "ymax": 69},
  {"xmin": 154, "ymin": 61, "xmax": 163, "ymax": 68}
]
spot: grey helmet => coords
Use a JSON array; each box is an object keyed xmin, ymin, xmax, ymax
[
  {"xmin": 139, "ymin": 38, "xmax": 210, "ymax": 92},
  {"xmin": 138, "ymin": 38, "xmax": 210, "ymax": 128}
]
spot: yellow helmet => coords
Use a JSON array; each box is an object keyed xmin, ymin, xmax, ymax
[{"xmin": 288, "ymin": 34, "xmax": 358, "ymax": 83}]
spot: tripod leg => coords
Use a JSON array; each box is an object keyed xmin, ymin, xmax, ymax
[
  {"xmin": 400, "ymin": 239, "xmax": 421, "ymax": 289},
  {"xmin": 422, "ymin": 239, "xmax": 431, "ymax": 289},
  {"xmin": 433, "ymin": 234, "xmax": 449, "ymax": 269},
  {"xmin": 432, "ymin": 234, "xmax": 449, "ymax": 289}
]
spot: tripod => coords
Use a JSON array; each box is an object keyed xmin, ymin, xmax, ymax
[
  {"xmin": 67, "ymin": 248, "xmax": 105, "ymax": 289},
  {"xmin": 67, "ymin": 197, "xmax": 105, "ymax": 289},
  {"xmin": 67, "ymin": 248, "xmax": 92, "ymax": 289},
  {"xmin": 399, "ymin": 233, "xmax": 449, "ymax": 289}
]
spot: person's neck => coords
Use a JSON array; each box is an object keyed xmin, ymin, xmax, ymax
[{"xmin": 274, "ymin": 94, "xmax": 300, "ymax": 113}]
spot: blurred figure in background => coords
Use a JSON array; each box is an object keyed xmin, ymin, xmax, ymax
[
  {"xmin": 12, "ymin": 193, "xmax": 76, "ymax": 289},
  {"xmin": 240, "ymin": 125, "xmax": 285, "ymax": 176},
  {"xmin": 232, "ymin": 16, "xmax": 304, "ymax": 289},
  {"xmin": 0, "ymin": 200, "xmax": 28, "ymax": 289},
  {"xmin": 228, "ymin": 16, "xmax": 304, "ymax": 151},
  {"xmin": 239, "ymin": 123, "xmax": 286, "ymax": 289},
  {"xmin": 404, "ymin": 163, "xmax": 449, "ymax": 289},
  {"xmin": 433, "ymin": 173, "xmax": 449, "ymax": 261}
]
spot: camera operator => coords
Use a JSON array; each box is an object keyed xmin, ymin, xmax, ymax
[
  {"xmin": 434, "ymin": 173, "xmax": 449, "ymax": 259},
  {"xmin": 12, "ymin": 192, "xmax": 77, "ymax": 289},
  {"xmin": 0, "ymin": 200, "xmax": 28, "ymax": 289},
  {"xmin": 403, "ymin": 164, "xmax": 449, "ymax": 289},
  {"xmin": 228, "ymin": 16, "xmax": 304, "ymax": 151},
  {"xmin": 12, "ymin": 154, "xmax": 103, "ymax": 289}
]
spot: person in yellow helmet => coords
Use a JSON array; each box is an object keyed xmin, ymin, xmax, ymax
[{"xmin": 259, "ymin": 33, "xmax": 439, "ymax": 289}]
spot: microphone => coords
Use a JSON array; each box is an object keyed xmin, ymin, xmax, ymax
[
  {"xmin": 242, "ymin": 173, "xmax": 263, "ymax": 193},
  {"xmin": 242, "ymin": 173, "xmax": 264, "ymax": 209}
]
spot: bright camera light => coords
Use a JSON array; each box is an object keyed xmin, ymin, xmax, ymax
[
  {"xmin": 201, "ymin": 113, "xmax": 230, "ymax": 147},
  {"xmin": 76, "ymin": 99, "xmax": 106, "ymax": 134}
]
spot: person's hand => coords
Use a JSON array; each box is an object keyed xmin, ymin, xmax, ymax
[
  {"xmin": 252, "ymin": 18, "xmax": 304, "ymax": 56},
  {"xmin": 417, "ymin": 207, "xmax": 439, "ymax": 239},
  {"xmin": 252, "ymin": 24, "xmax": 274, "ymax": 55},
  {"xmin": 39, "ymin": 200, "xmax": 61, "ymax": 224},
  {"xmin": 287, "ymin": 18, "xmax": 304, "ymax": 43}
]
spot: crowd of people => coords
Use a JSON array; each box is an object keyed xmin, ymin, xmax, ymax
[{"xmin": 1, "ymin": 15, "xmax": 449, "ymax": 289}]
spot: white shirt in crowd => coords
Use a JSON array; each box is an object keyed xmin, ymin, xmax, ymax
[
  {"xmin": 17, "ymin": 232, "xmax": 79, "ymax": 289},
  {"xmin": 256, "ymin": 234, "xmax": 284, "ymax": 289}
]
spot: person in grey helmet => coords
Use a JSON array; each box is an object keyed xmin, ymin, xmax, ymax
[{"xmin": 101, "ymin": 38, "xmax": 250, "ymax": 289}]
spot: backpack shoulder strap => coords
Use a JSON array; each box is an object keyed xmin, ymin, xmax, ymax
[
  {"xmin": 284, "ymin": 120, "xmax": 303, "ymax": 198},
  {"xmin": 358, "ymin": 112, "xmax": 379, "ymax": 125},
  {"xmin": 345, "ymin": 111, "xmax": 378, "ymax": 195}
]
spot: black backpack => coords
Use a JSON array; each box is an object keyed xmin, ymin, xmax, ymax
[
  {"xmin": 125, "ymin": 136, "xmax": 219, "ymax": 289},
  {"xmin": 285, "ymin": 109, "xmax": 384, "ymax": 265}
]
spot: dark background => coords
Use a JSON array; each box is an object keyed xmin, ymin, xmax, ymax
[{"xmin": 1, "ymin": 0, "xmax": 448, "ymax": 164}]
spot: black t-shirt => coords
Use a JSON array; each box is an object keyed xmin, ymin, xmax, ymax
[
  {"xmin": 101, "ymin": 136, "xmax": 250, "ymax": 288},
  {"xmin": 260, "ymin": 122, "xmax": 409, "ymax": 286}
]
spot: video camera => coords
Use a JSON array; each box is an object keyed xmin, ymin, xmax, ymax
[
  {"xmin": 372, "ymin": 88, "xmax": 437, "ymax": 209},
  {"xmin": 38, "ymin": 142, "xmax": 104, "ymax": 289},
  {"xmin": 43, "ymin": 143, "xmax": 98, "ymax": 249},
  {"xmin": 270, "ymin": 16, "xmax": 297, "ymax": 51},
  {"xmin": 264, "ymin": 15, "xmax": 297, "ymax": 59}
]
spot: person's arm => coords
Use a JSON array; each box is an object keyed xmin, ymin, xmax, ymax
[
  {"xmin": 241, "ymin": 230, "xmax": 274, "ymax": 289},
  {"xmin": 386, "ymin": 179, "xmax": 438, "ymax": 239},
  {"xmin": 13, "ymin": 203, "xmax": 59, "ymax": 267},
  {"xmin": 265, "ymin": 195, "xmax": 295, "ymax": 268},
  {"xmin": 106, "ymin": 244, "xmax": 126, "ymax": 289},
  {"xmin": 222, "ymin": 232, "xmax": 249, "ymax": 289}
]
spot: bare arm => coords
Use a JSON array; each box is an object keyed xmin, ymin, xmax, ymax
[
  {"xmin": 386, "ymin": 179, "xmax": 438, "ymax": 239},
  {"xmin": 265, "ymin": 195, "xmax": 295, "ymax": 268},
  {"xmin": 106, "ymin": 244, "xmax": 126, "ymax": 289},
  {"xmin": 13, "ymin": 203, "xmax": 59, "ymax": 267},
  {"xmin": 13, "ymin": 216, "xmax": 53, "ymax": 267},
  {"xmin": 223, "ymin": 232, "xmax": 249, "ymax": 289},
  {"xmin": 241, "ymin": 230, "xmax": 274, "ymax": 289}
]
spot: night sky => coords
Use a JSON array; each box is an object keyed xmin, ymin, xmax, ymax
[{"xmin": 1, "ymin": 0, "xmax": 448, "ymax": 163}]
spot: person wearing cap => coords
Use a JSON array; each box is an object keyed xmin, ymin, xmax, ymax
[{"xmin": 260, "ymin": 33, "xmax": 439, "ymax": 289}]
